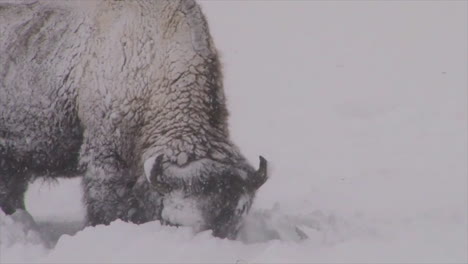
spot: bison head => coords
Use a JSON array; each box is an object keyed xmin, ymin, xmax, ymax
[{"xmin": 144, "ymin": 154, "xmax": 268, "ymax": 239}]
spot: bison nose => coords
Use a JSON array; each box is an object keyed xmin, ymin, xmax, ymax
[
  {"xmin": 211, "ymin": 225, "xmax": 238, "ymax": 239},
  {"xmin": 209, "ymin": 215, "xmax": 242, "ymax": 239}
]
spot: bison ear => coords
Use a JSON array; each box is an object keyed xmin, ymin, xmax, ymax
[
  {"xmin": 246, "ymin": 156, "xmax": 268, "ymax": 190},
  {"xmin": 144, "ymin": 154, "xmax": 172, "ymax": 194}
]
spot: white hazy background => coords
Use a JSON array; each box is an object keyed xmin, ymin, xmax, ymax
[{"xmin": 1, "ymin": 1, "xmax": 467, "ymax": 263}]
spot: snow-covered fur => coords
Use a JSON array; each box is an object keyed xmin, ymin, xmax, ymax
[{"xmin": 0, "ymin": 0, "xmax": 267, "ymax": 239}]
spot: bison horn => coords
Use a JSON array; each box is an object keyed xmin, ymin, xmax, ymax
[
  {"xmin": 149, "ymin": 154, "xmax": 172, "ymax": 194},
  {"xmin": 249, "ymin": 156, "xmax": 268, "ymax": 190}
]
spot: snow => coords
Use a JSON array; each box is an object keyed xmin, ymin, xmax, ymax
[{"xmin": 1, "ymin": 1, "xmax": 467, "ymax": 263}]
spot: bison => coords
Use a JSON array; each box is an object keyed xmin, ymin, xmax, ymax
[{"xmin": 0, "ymin": 0, "xmax": 268, "ymax": 239}]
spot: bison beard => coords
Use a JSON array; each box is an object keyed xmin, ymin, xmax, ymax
[{"xmin": 0, "ymin": 0, "xmax": 268, "ymax": 239}]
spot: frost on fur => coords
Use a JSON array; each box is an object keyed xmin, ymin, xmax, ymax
[{"xmin": 0, "ymin": 0, "xmax": 267, "ymax": 239}]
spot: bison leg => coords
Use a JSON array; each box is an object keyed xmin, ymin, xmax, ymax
[
  {"xmin": 0, "ymin": 154, "xmax": 29, "ymax": 215},
  {"xmin": 80, "ymin": 140, "xmax": 144, "ymax": 226},
  {"xmin": 82, "ymin": 167, "xmax": 139, "ymax": 226},
  {"xmin": 0, "ymin": 144, "xmax": 28, "ymax": 214},
  {"xmin": 0, "ymin": 174, "xmax": 28, "ymax": 215}
]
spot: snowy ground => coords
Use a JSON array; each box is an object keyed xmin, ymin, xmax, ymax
[{"xmin": 1, "ymin": 1, "xmax": 467, "ymax": 263}]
